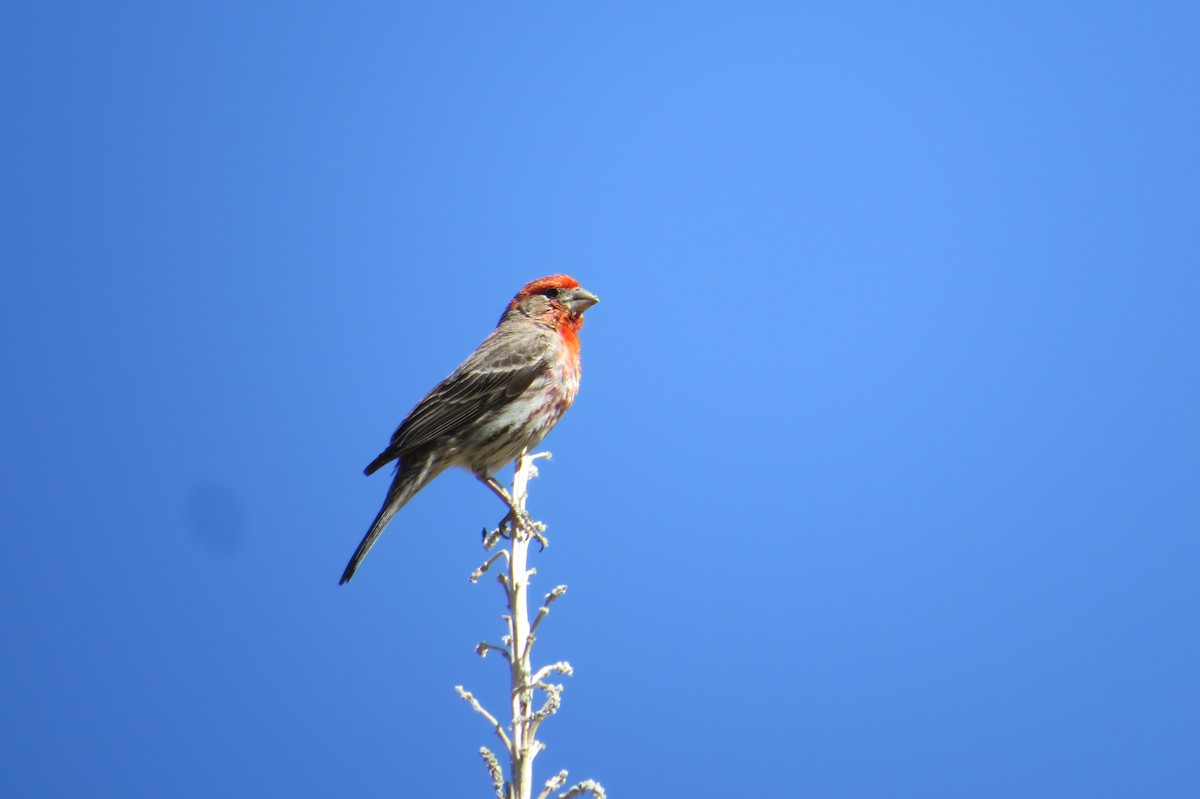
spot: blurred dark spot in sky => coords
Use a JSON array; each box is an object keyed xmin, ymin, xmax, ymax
[{"xmin": 185, "ymin": 481, "xmax": 246, "ymax": 555}]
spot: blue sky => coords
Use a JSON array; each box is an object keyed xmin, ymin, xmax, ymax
[{"xmin": 2, "ymin": 1, "xmax": 1198, "ymax": 796}]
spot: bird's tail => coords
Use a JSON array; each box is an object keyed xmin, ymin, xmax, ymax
[
  {"xmin": 339, "ymin": 456, "xmax": 439, "ymax": 585},
  {"xmin": 363, "ymin": 447, "xmax": 395, "ymax": 477}
]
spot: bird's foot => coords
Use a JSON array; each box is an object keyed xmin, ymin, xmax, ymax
[
  {"xmin": 498, "ymin": 506, "xmax": 533, "ymax": 534},
  {"xmin": 496, "ymin": 507, "xmax": 549, "ymax": 548}
]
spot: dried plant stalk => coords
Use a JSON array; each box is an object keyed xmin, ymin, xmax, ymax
[{"xmin": 456, "ymin": 450, "xmax": 604, "ymax": 799}]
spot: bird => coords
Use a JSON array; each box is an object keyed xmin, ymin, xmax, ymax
[{"xmin": 340, "ymin": 275, "xmax": 599, "ymax": 584}]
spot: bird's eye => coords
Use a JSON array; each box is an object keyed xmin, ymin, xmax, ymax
[{"xmin": 542, "ymin": 287, "xmax": 561, "ymax": 300}]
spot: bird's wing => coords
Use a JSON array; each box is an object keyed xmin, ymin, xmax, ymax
[{"xmin": 387, "ymin": 331, "xmax": 550, "ymax": 457}]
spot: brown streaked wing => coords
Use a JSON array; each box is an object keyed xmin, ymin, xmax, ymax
[{"xmin": 387, "ymin": 333, "xmax": 550, "ymax": 455}]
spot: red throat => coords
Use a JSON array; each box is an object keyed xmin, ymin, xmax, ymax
[{"xmin": 556, "ymin": 314, "xmax": 584, "ymax": 362}]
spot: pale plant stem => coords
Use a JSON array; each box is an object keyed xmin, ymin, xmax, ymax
[
  {"xmin": 508, "ymin": 450, "xmax": 535, "ymax": 799},
  {"xmin": 460, "ymin": 450, "xmax": 605, "ymax": 799}
]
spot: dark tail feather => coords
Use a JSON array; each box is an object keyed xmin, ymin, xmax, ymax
[
  {"xmin": 364, "ymin": 447, "xmax": 397, "ymax": 477},
  {"xmin": 340, "ymin": 456, "xmax": 438, "ymax": 585}
]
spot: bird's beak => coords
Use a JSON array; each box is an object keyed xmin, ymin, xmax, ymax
[{"xmin": 564, "ymin": 287, "xmax": 599, "ymax": 314}]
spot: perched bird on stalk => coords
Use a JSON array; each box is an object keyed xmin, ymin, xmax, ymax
[{"xmin": 340, "ymin": 275, "xmax": 599, "ymax": 584}]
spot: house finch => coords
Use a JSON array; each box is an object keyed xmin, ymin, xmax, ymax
[{"xmin": 339, "ymin": 275, "xmax": 599, "ymax": 584}]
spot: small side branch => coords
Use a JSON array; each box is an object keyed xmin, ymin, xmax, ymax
[
  {"xmin": 471, "ymin": 550, "xmax": 510, "ymax": 583},
  {"xmin": 528, "ymin": 684, "xmax": 562, "ymax": 738},
  {"xmin": 537, "ymin": 771, "xmax": 569, "ymax": 799},
  {"xmin": 529, "ymin": 585, "xmax": 567, "ymax": 637},
  {"xmin": 455, "ymin": 686, "xmax": 512, "ymax": 755},
  {"xmin": 479, "ymin": 747, "xmax": 508, "ymax": 799},
  {"xmin": 530, "ymin": 661, "xmax": 573, "ymax": 685},
  {"xmin": 559, "ymin": 780, "xmax": 607, "ymax": 799},
  {"xmin": 476, "ymin": 642, "xmax": 511, "ymax": 660}
]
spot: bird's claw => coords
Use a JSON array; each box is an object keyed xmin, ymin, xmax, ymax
[
  {"xmin": 497, "ymin": 506, "xmax": 533, "ymax": 534},
  {"xmin": 493, "ymin": 507, "xmax": 550, "ymax": 550},
  {"xmin": 513, "ymin": 508, "xmax": 535, "ymax": 533}
]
